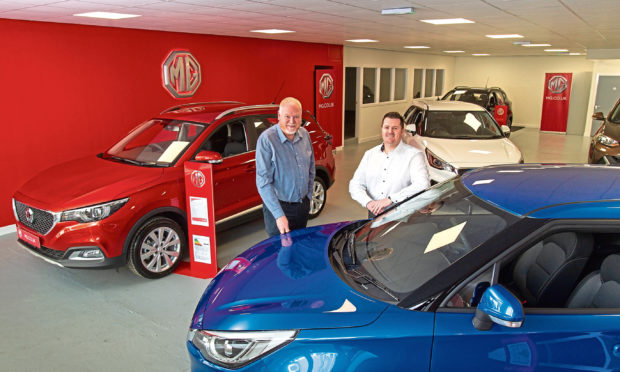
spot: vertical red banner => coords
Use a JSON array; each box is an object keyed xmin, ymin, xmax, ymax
[
  {"xmin": 315, "ymin": 67, "xmax": 342, "ymax": 147},
  {"xmin": 176, "ymin": 161, "xmax": 218, "ymax": 279},
  {"xmin": 540, "ymin": 72, "xmax": 573, "ymax": 132}
]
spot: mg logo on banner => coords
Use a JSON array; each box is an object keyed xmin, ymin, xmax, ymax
[
  {"xmin": 548, "ymin": 75, "xmax": 569, "ymax": 94},
  {"xmin": 162, "ymin": 50, "xmax": 201, "ymax": 98},
  {"xmin": 319, "ymin": 73, "xmax": 334, "ymax": 99}
]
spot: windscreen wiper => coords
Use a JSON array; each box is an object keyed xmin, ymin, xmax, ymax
[{"xmin": 348, "ymin": 268, "xmax": 399, "ymax": 301}]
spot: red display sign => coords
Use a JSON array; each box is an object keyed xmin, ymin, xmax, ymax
[
  {"xmin": 494, "ymin": 105, "xmax": 508, "ymax": 126},
  {"xmin": 315, "ymin": 67, "xmax": 341, "ymax": 147},
  {"xmin": 16, "ymin": 225, "xmax": 40, "ymax": 248},
  {"xmin": 175, "ymin": 162, "xmax": 218, "ymax": 279},
  {"xmin": 540, "ymin": 73, "xmax": 573, "ymax": 132}
]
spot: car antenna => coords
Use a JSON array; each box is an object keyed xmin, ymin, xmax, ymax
[
  {"xmin": 485, "ymin": 77, "xmax": 489, "ymax": 88},
  {"xmin": 271, "ymin": 81, "xmax": 285, "ymax": 104}
]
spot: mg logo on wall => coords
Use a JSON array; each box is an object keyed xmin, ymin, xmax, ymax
[
  {"xmin": 162, "ymin": 50, "xmax": 201, "ymax": 98},
  {"xmin": 319, "ymin": 73, "xmax": 334, "ymax": 99},
  {"xmin": 548, "ymin": 75, "xmax": 568, "ymax": 94}
]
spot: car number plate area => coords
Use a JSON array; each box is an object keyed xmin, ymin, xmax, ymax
[{"xmin": 17, "ymin": 225, "xmax": 41, "ymax": 248}]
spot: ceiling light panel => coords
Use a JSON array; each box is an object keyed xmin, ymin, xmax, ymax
[
  {"xmin": 420, "ymin": 18, "xmax": 474, "ymax": 25},
  {"xmin": 73, "ymin": 12, "xmax": 141, "ymax": 20},
  {"xmin": 486, "ymin": 34, "xmax": 524, "ymax": 39}
]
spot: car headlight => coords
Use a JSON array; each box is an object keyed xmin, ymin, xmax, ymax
[
  {"xmin": 188, "ymin": 329, "xmax": 297, "ymax": 369},
  {"xmin": 597, "ymin": 134, "xmax": 619, "ymax": 147},
  {"xmin": 425, "ymin": 148, "xmax": 456, "ymax": 173},
  {"xmin": 60, "ymin": 198, "xmax": 129, "ymax": 223}
]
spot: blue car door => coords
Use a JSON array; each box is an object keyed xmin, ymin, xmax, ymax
[{"xmin": 430, "ymin": 307, "xmax": 620, "ymax": 370}]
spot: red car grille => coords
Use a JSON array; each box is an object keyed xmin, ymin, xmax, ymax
[{"xmin": 14, "ymin": 200, "xmax": 56, "ymax": 235}]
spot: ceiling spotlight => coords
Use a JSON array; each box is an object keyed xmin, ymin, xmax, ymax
[
  {"xmin": 486, "ymin": 34, "xmax": 524, "ymax": 39},
  {"xmin": 251, "ymin": 29, "xmax": 295, "ymax": 34},
  {"xmin": 73, "ymin": 12, "xmax": 141, "ymax": 19},
  {"xmin": 381, "ymin": 7, "xmax": 414, "ymax": 15},
  {"xmin": 404, "ymin": 45, "xmax": 430, "ymax": 49},
  {"xmin": 421, "ymin": 18, "xmax": 474, "ymax": 25},
  {"xmin": 346, "ymin": 39, "xmax": 379, "ymax": 43}
]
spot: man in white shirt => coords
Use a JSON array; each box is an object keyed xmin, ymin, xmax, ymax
[{"xmin": 349, "ymin": 112, "xmax": 430, "ymax": 217}]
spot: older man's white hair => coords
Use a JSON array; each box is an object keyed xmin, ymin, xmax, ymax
[{"xmin": 279, "ymin": 97, "xmax": 302, "ymax": 112}]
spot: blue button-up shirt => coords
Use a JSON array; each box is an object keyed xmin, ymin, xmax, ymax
[{"xmin": 256, "ymin": 125, "xmax": 315, "ymax": 219}]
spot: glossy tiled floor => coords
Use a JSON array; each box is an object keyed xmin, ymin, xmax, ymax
[{"xmin": 0, "ymin": 127, "xmax": 591, "ymax": 371}]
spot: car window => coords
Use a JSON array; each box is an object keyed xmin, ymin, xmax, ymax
[
  {"xmin": 444, "ymin": 230, "xmax": 620, "ymax": 311},
  {"xmin": 609, "ymin": 101, "xmax": 620, "ymax": 124},
  {"xmin": 424, "ymin": 110, "xmax": 503, "ymax": 139},
  {"xmin": 105, "ymin": 119, "xmax": 205, "ymax": 166},
  {"xmin": 341, "ymin": 181, "xmax": 514, "ymax": 301},
  {"xmin": 200, "ymin": 119, "xmax": 249, "ymax": 158}
]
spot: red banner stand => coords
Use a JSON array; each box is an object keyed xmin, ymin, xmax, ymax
[
  {"xmin": 175, "ymin": 161, "xmax": 218, "ymax": 279},
  {"xmin": 494, "ymin": 105, "xmax": 508, "ymax": 125}
]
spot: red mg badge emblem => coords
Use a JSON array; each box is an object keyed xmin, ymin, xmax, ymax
[
  {"xmin": 319, "ymin": 73, "xmax": 334, "ymax": 99},
  {"xmin": 25, "ymin": 208, "xmax": 34, "ymax": 224},
  {"xmin": 190, "ymin": 170, "xmax": 206, "ymax": 188},
  {"xmin": 162, "ymin": 50, "xmax": 201, "ymax": 98},
  {"xmin": 548, "ymin": 75, "xmax": 568, "ymax": 94}
]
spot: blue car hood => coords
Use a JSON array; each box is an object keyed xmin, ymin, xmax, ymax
[{"xmin": 191, "ymin": 223, "xmax": 389, "ymax": 331}]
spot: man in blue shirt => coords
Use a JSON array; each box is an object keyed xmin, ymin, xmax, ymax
[{"xmin": 256, "ymin": 97, "xmax": 315, "ymax": 236}]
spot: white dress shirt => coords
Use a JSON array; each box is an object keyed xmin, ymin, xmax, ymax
[{"xmin": 349, "ymin": 140, "xmax": 429, "ymax": 208}]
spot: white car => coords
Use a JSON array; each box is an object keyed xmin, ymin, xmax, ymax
[{"xmin": 403, "ymin": 99, "xmax": 523, "ymax": 183}]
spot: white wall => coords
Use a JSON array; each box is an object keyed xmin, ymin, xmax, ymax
[
  {"xmin": 453, "ymin": 56, "xmax": 594, "ymax": 135},
  {"xmin": 344, "ymin": 47, "xmax": 456, "ymax": 142}
]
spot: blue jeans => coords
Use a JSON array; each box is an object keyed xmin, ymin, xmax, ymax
[{"xmin": 263, "ymin": 197, "xmax": 310, "ymax": 237}]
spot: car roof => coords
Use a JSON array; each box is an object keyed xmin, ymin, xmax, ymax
[
  {"xmin": 452, "ymin": 86, "xmax": 502, "ymax": 92},
  {"xmin": 412, "ymin": 99, "xmax": 486, "ymax": 112},
  {"xmin": 157, "ymin": 102, "xmax": 279, "ymax": 123},
  {"xmin": 462, "ymin": 164, "xmax": 620, "ymax": 219}
]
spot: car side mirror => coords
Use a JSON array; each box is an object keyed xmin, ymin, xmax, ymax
[
  {"xmin": 195, "ymin": 150, "xmax": 223, "ymax": 164},
  {"xmin": 405, "ymin": 123, "xmax": 416, "ymax": 134},
  {"xmin": 501, "ymin": 125, "xmax": 511, "ymax": 138},
  {"xmin": 592, "ymin": 112, "xmax": 605, "ymax": 121},
  {"xmin": 472, "ymin": 284, "xmax": 523, "ymax": 331}
]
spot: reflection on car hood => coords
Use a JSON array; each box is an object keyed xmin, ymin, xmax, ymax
[
  {"xmin": 422, "ymin": 137, "xmax": 521, "ymax": 167},
  {"xmin": 191, "ymin": 223, "xmax": 389, "ymax": 331},
  {"xmin": 15, "ymin": 156, "xmax": 163, "ymax": 210}
]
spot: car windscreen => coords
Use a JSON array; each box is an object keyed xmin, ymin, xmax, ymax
[
  {"xmin": 609, "ymin": 101, "xmax": 620, "ymax": 124},
  {"xmin": 424, "ymin": 110, "xmax": 503, "ymax": 139},
  {"xmin": 339, "ymin": 180, "xmax": 517, "ymax": 302},
  {"xmin": 103, "ymin": 119, "xmax": 206, "ymax": 166}
]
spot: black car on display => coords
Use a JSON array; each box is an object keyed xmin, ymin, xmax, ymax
[{"xmin": 442, "ymin": 86, "xmax": 514, "ymax": 127}]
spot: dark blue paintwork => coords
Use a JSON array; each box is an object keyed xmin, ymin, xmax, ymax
[
  {"xmin": 462, "ymin": 164, "xmax": 620, "ymax": 218},
  {"xmin": 188, "ymin": 164, "xmax": 620, "ymax": 371},
  {"xmin": 190, "ymin": 223, "xmax": 388, "ymax": 332}
]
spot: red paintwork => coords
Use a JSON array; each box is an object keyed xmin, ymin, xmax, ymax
[{"xmin": 13, "ymin": 103, "xmax": 335, "ymax": 264}]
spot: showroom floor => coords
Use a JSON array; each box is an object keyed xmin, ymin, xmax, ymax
[{"xmin": 0, "ymin": 127, "xmax": 591, "ymax": 371}]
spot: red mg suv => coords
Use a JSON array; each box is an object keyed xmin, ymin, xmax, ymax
[{"xmin": 12, "ymin": 102, "xmax": 336, "ymax": 278}]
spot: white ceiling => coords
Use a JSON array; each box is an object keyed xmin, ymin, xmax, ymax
[{"xmin": 2, "ymin": 0, "xmax": 619, "ymax": 57}]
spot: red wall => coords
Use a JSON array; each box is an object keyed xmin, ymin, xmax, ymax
[{"xmin": 0, "ymin": 19, "xmax": 343, "ymax": 227}]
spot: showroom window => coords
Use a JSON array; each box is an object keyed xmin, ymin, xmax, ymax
[
  {"xmin": 413, "ymin": 68, "xmax": 445, "ymax": 98},
  {"xmin": 363, "ymin": 67, "xmax": 408, "ymax": 105},
  {"xmin": 379, "ymin": 68, "xmax": 392, "ymax": 102},
  {"xmin": 394, "ymin": 68, "xmax": 407, "ymax": 101},
  {"xmin": 363, "ymin": 68, "xmax": 376, "ymax": 104}
]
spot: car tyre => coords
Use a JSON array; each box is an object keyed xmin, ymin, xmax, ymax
[
  {"xmin": 127, "ymin": 216, "xmax": 186, "ymax": 279},
  {"xmin": 309, "ymin": 177, "xmax": 327, "ymax": 219}
]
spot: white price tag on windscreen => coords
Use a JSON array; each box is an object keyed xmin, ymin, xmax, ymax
[
  {"xmin": 157, "ymin": 141, "xmax": 189, "ymax": 163},
  {"xmin": 192, "ymin": 235, "xmax": 212, "ymax": 264},
  {"xmin": 424, "ymin": 222, "xmax": 466, "ymax": 253},
  {"xmin": 189, "ymin": 196, "xmax": 209, "ymax": 226}
]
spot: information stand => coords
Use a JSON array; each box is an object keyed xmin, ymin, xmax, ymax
[{"xmin": 175, "ymin": 161, "xmax": 218, "ymax": 279}]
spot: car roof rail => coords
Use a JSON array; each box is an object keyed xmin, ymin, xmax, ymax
[
  {"xmin": 160, "ymin": 101, "xmax": 244, "ymax": 114},
  {"xmin": 215, "ymin": 104, "xmax": 279, "ymax": 120}
]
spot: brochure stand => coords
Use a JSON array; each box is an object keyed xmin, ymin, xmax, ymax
[
  {"xmin": 494, "ymin": 105, "xmax": 508, "ymax": 126},
  {"xmin": 175, "ymin": 161, "xmax": 218, "ymax": 279}
]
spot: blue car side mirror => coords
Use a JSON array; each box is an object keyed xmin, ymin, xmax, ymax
[{"xmin": 472, "ymin": 284, "xmax": 524, "ymax": 331}]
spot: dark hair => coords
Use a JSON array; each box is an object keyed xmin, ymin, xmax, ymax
[{"xmin": 382, "ymin": 112, "xmax": 404, "ymax": 128}]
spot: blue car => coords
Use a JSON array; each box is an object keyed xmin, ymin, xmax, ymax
[{"xmin": 187, "ymin": 164, "xmax": 620, "ymax": 371}]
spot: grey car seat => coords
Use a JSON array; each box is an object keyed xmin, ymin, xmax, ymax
[
  {"xmin": 513, "ymin": 232, "xmax": 593, "ymax": 307},
  {"xmin": 224, "ymin": 123, "xmax": 246, "ymax": 157},
  {"xmin": 566, "ymin": 254, "xmax": 620, "ymax": 308}
]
